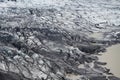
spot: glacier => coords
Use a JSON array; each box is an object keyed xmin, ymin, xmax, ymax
[{"xmin": 0, "ymin": 0, "xmax": 120, "ymax": 80}]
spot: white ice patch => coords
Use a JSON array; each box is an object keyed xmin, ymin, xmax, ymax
[
  {"xmin": 0, "ymin": 63, "xmax": 6, "ymax": 70},
  {"xmin": 0, "ymin": 0, "xmax": 69, "ymax": 8}
]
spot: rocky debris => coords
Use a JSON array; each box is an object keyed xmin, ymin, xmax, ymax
[
  {"xmin": 0, "ymin": 69, "xmax": 31, "ymax": 80},
  {"xmin": 78, "ymin": 44, "xmax": 105, "ymax": 54},
  {"xmin": 108, "ymin": 76, "xmax": 120, "ymax": 80},
  {"xmin": 94, "ymin": 61, "xmax": 107, "ymax": 66},
  {"xmin": 89, "ymin": 76, "xmax": 107, "ymax": 80}
]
